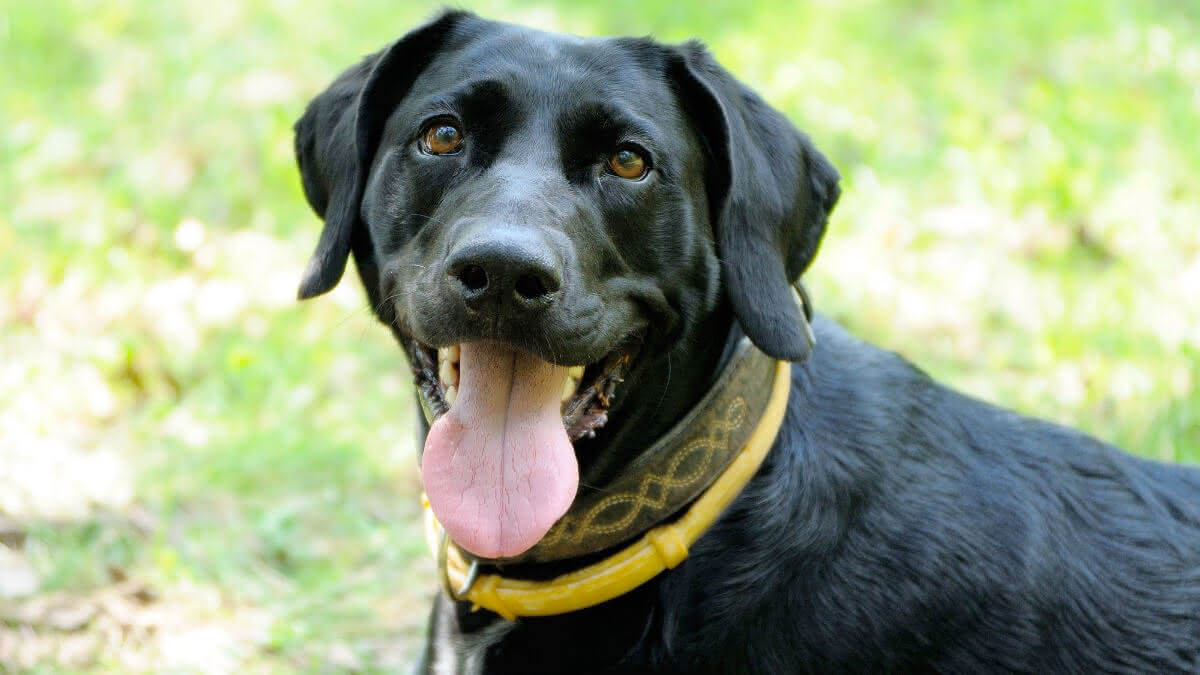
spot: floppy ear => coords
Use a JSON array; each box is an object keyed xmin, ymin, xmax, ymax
[
  {"xmin": 669, "ymin": 42, "xmax": 840, "ymax": 361},
  {"xmin": 294, "ymin": 11, "xmax": 470, "ymax": 300}
]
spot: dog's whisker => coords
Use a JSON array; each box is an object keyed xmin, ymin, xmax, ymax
[
  {"xmin": 371, "ymin": 290, "xmax": 404, "ymax": 317},
  {"xmin": 576, "ymin": 481, "xmax": 616, "ymax": 494},
  {"xmin": 655, "ymin": 352, "xmax": 673, "ymax": 410},
  {"xmin": 401, "ymin": 212, "xmax": 453, "ymax": 227},
  {"xmin": 328, "ymin": 300, "xmax": 379, "ymax": 330}
]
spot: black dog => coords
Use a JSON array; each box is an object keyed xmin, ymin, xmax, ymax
[{"xmin": 294, "ymin": 11, "xmax": 1200, "ymax": 673}]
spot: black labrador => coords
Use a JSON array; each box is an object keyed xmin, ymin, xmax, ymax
[{"xmin": 293, "ymin": 11, "xmax": 1200, "ymax": 673}]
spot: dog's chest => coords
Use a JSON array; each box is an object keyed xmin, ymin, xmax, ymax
[{"xmin": 428, "ymin": 601, "xmax": 514, "ymax": 675}]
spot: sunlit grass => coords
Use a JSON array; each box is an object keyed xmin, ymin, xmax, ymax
[{"xmin": 1, "ymin": 0, "xmax": 1197, "ymax": 670}]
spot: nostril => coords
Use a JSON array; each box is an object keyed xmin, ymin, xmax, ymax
[
  {"xmin": 457, "ymin": 264, "xmax": 489, "ymax": 292},
  {"xmin": 446, "ymin": 236, "xmax": 562, "ymax": 307},
  {"xmin": 514, "ymin": 274, "xmax": 552, "ymax": 301}
]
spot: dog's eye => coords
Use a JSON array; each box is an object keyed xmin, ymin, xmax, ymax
[
  {"xmin": 607, "ymin": 148, "xmax": 648, "ymax": 180},
  {"xmin": 420, "ymin": 120, "xmax": 465, "ymax": 155}
]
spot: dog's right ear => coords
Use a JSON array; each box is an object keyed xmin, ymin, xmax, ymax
[{"xmin": 294, "ymin": 11, "xmax": 470, "ymax": 299}]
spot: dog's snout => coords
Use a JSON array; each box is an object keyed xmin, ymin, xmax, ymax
[{"xmin": 446, "ymin": 232, "xmax": 563, "ymax": 313}]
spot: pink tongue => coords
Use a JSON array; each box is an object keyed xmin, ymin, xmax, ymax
[{"xmin": 421, "ymin": 342, "xmax": 578, "ymax": 559}]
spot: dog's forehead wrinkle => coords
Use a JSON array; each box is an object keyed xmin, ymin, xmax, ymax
[
  {"xmin": 447, "ymin": 157, "xmax": 575, "ymax": 230},
  {"xmin": 421, "ymin": 78, "xmax": 512, "ymax": 110},
  {"xmin": 432, "ymin": 28, "xmax": 669, "ymax": 111}
]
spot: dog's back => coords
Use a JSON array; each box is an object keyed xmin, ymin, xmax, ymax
[{"xmin": 722, "ymin": 317, "xmax": 1200, "ymax": 672}]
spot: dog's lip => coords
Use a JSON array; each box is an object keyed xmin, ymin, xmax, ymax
[{"xmin": 406, "ymin": 337, "xmax": 635, "ymax": 442}]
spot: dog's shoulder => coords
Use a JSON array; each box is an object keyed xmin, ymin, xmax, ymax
[{"xmin": 651, "ymin": 314, "xmax": 1200, "ymax": 671}]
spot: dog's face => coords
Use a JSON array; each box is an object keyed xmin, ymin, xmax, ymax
[
  {"xmin": 294, "ymin": 11, "xmax": 840, "ymax": 559},
  {"xmin": 367, "ymin": 27, "xmax": 710, "ymax": 368}
]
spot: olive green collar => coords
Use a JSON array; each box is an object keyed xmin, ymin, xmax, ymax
[{"xmin": 505, "ymin": 335, "xmax": 780, "ymax": 563}]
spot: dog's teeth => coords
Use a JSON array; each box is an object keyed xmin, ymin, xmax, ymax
[
  {"xmin": 445, "ymin": 385, "xmax": 457, "ymax": 407},
  {"xmin": 568, "ymin": 365, "xmax": 585, "ymax": 379},
  {"xmin": 439, "ymin": 358, "xmax": 456, "ymax": 388},
  {"xmin": 562, "ymin": 376, "xmax": 578, "ymax": 403}
]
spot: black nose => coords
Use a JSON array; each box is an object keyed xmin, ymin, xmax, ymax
[{"xmin": 446, "ymin": 233, "xmax": 563, "ymax": 314}]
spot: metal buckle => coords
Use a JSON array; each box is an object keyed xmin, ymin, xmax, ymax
[
  {"xmin": 794, "ymin": 281, "xmax": 814, "ymax": 323},
  {"xmin": 791, "ymin": 281, "xmax": 817, "ymax": 359},
  {"xmin": 438, "ymin": 531, "xmax": 481, "ymax": 600}
]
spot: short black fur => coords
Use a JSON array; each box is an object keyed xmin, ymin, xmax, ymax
[{"xmin": 294, "ymin": 12, "xmax": 1200, "ymax": 673}]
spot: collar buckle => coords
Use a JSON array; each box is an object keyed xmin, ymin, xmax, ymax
[{"xmin": 439, "ymin": 531, "xmax": 481, "ymax": 600}]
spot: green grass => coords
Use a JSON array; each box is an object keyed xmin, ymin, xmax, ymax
[{"xmin": 1, "ymin": 0, "xmax": 1198, "ymax": 670}]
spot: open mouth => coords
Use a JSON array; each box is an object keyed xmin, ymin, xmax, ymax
[
  {"xmin": 406, "ymin": 340, "xmax": 632, "ymax": 441},
  {"xmin": 404, "ymin": 338, "xmax": 633, "ymax": 559}
]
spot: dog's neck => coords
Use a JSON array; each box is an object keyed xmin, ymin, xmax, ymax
[{"xmin": 428, "ymin": 320, "xmax": 790, "ymax": 611}]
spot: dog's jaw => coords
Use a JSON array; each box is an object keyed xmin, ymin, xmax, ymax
[
  {"xmin": 408, "ymin": 339, "xmax": 634, "ymax": 442},
  {"xmin": 422, "ymin": 341, "xmax": 579, "ymax": 559},
  {"xmin": 433, "ymin": 343, "xmax": 586, "ymax": 411},
  {"xmin": 409, "ymin": 338, "xmax": 634, "ymax": 559}
]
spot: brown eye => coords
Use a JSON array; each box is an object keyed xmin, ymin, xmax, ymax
[
  {"xmin": 607, "ymin": 148, "xmax": 648, "ymax": 180},
  {"xmin": 420, "ymin": 120, "xmax": 464, "ymax": 155}
]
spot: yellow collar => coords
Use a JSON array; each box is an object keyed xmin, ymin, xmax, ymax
[{"xmin": 421, "ymin": 353, "xmax": 791, "ymax": 620}]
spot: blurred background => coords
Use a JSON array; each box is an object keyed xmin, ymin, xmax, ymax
[{"xmin": 1, "ymin": 0, "xmax": 1197, "ymax": 670}]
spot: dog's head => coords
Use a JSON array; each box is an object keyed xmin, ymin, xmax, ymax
[{"xmin": 294, "ymin": 11, "xmax": 839, "ymax": 559}]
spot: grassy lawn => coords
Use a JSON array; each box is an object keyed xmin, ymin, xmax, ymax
[{"xmin": 1, "ymin": 0, "xmax": 1197, "ymax": 670}]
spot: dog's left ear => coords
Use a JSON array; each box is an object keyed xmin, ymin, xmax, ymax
[
  {"xmin": 294, "ymin": 11, "xmax": 470, "ymax": 299},
  {"xmin": 669, "ymin": 42, "xmax": 840, "ymax": 362}
]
